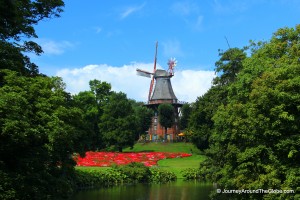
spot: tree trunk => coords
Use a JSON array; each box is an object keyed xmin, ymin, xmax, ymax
[
  {"xmin": 165, "ymin": 127, "xmax": 167, "ymax": 142},
  {"xmin": 118, "ymin": 146, "xmax": 122, "ymax": 152}
]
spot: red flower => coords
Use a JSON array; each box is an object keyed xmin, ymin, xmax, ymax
[{"xmin": 75, "ymin": 152, "xmax": 192, "ymax": 167}]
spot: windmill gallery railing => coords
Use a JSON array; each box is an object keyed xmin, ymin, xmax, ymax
[{"xmin": 146, "ymin": 99, "xmax": 187, "ymax": 105}]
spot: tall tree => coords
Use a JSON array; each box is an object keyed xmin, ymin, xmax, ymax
[
  {"xmin": 0, "ymin": 0, "xmax": 64, "ymax": 76},
  {"xmin": 213, "ymin": 47, "xmax": 247, "ymax": 86},
  {"xmin": 179, "ymin": 103, "xmax": 192, "ymax": 131},
  {"xmin": 200, "ymin": 25, "xmax": 300, "ymax": 200},
  {"xmin": 99, "ymin": 92, "xmax": 137, "ymax": 152},
  {"xmin": 73, "ymin": 80, "xmax": 112, "ymax": 150},
  {"xmin": 188, "ymin": 86, "xmax": 225, "ymax": 150},
  {"xmin": 158, "ymin": 103, "xmax": 175, "ymax": 140},
  {"xmin": 131, "ymin": 100, "xmax": 153, "ymax": 139},
  {"xmin": 0, "ymin": 70, "xmax": 88, "ymax": 199},
  {"xmin": 188, "ymin": 47, "xmax": 246, "ymax": 151}
]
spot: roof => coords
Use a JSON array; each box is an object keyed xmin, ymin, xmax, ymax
[{"xmin": 150, "ymin": 69, "xmax": 178, "ymax": 101}]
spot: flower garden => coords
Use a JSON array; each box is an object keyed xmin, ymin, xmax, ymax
[{"xmin": 75, "ymin": 151, "xmax": 192, "ymax": 167}]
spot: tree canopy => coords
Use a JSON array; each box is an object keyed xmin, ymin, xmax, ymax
[
  {"xmin": 99, "ymin": 92, "xmax": 138, "ymax": 152},
  {"xmin": 0, "ymin": 0, "xmax": 64, "ymax": 76},
  {"xmin": 158, "ymin": 103, "xmax": 175, "ymax": 140},
  {"xmin": 179, "ymin": 103, "xmax": 192, "ymax": 131},
  {"xmin": 0, "ymin": 70, "xmax": 87, "ymax": 199},
  {"xmin": 189, "ymin": 25, "xmax": 300, "ymax": 199}
]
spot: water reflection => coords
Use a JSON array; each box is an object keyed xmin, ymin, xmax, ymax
[{"xmin": 72, "ymin": 180, "xmax": 213, "ymax": 200}]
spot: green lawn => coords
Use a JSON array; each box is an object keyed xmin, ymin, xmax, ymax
[
  {"xmin": 157, "ymin": 154, "xmax": 205, "ymax": 178},
  {"xmin": 77, "ymin": 142, "xmax": 206, "ymax": 179},
  {"xmin": 123, "ymin": 142, "xmax": 201, "ymax": 154}
]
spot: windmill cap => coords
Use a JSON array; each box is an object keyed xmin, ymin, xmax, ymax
[{"xmin": 154, "ymin": 69, "xmax": 168, "ymax": 77}]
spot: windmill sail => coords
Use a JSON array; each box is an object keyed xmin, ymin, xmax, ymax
[
  {"xmin": 136, "ymin": 69, "xmax": 152, "ymax": 78},
  {"xmin": 148, "ymin": 42, "xmax": 158, "ymax": 101}
]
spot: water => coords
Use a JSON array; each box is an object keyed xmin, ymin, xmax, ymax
[{"xmin": 72, "ymin": 180, "xmax": 214, "ymax": 200}]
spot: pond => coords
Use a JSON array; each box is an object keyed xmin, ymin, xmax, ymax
[{"xmin": 72, "ymin": 180, "xmax": 214, "ymax": 200}]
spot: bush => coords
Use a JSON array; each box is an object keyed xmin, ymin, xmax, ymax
[
  {"xmin": 74, "ymin": 168, "xmax": 126, "ymax": 189},
  {"xmin": 150, "ymin": 168, "xmax": 177, "ymax": 183},
  {"xmin": 181, "ymin": 168, "xmax": 204, "ymax": 180},
  {"xmin": 113, "ymin": 162, "xmax": 151, "ymax": 183},
  {"xmin": 74, "ymin": 163, "xmax": 178, "ymax": 190}
]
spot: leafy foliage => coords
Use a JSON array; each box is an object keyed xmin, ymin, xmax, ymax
[
  {"xmin": 113, "ymin": 162, "xmax": 151, "ymax": 183},
  {"xmin": 99, "ymin": 92, "xmax": 137, "ymax": 152},
  {"xmin": 0, "ymin": 0, "xmax": 64, "ymax": 41},
  {"xmin": 0, "ymin": 70, "xmax": 88, "ymax": 199},
  {"xmin": 149, "ymin": 168, "xmax": 177, "ymax": 183},
  {"xmin": 74, "ymin": 168, "xmax": 126, "ymax": 189},
  {"xmin": 213, "ymin": 47, "xmax": 246, "ymax": 86},
  {"xmin": 181, "ymin": 168, "xmax": 204, "ymax": 181},
  {"xmin": 179, "ymin": 103, "xmax": 192, "ymax": 130},
  {"xmin": 190, "ymin": 25, "xmax": 300, "ymax": 200},
  {"xmin": 0, "ymin": 0, "xmax": 64, "ymax": 76},
  {"xmin": 75, "ymin": 164, "xmax": 177, "ymax": 190},
  {"xmin": 158, "ymin": 103, "xmax": 175, "ymax": 139},
  {"xmin": 131, "ymin": 100, "xmax": 153, "ymax": 137},
  {"xmin": 73, "ymin": 80, "xmax": 112, "ymax": 150},
  {"xmin": 188, "ymin": 86, "xmax": 227, "ymax": 150}
]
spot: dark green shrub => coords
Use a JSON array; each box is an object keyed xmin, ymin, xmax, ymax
[
  {"xmin": 114, "ymin": 162, "xmax": 150, "ymax": 183},
  {"xmin": 150, "ymin": 168, "xmax": 176, "ymax": 183},
  {"xmin": 74, "ymin": 163, "xmax": 178, "ymax": 190},
  {"xmin": 181, "ymin": 168, "xmax": 204, "ymax": 180},
  {"xmin": 74, "ymin": 168, "xmax": 126, "ymax": 189}
]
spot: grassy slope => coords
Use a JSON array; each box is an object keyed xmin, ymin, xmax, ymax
[
  {"xmin": 77, "ymin": 143, "xmax": 205, "ymax": 179},
  {"xmin": 123, "ymin": 142, "xmax": 201, "ymax": 154},
  {"xmin": 158, "ymin": 154, "xmax": 205, "ymax": 179},
  {"xmin": 125, "ymin": 142, "xmax": 205, "ymax": 179}
]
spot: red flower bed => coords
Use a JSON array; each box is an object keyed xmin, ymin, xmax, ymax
[{"xmin": 75, "ymin": 152, "xmax": 192, "ymax": 167}]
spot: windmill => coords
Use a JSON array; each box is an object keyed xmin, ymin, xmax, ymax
[
  {"xmin": 136, "ymin": 42, "xmax": 183, "ymax": 142},
  {"xmin": 136, "ymin": 42, "xmax": 178, "ymax": 103}
]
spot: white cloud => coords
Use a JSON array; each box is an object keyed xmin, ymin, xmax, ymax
[
  {"xmin": 120, "ymin": 3, "xmax": 146, "ymax": 19},
  {"xmin": 36, "ymin": 39, "xmax": 74, "ymax": 55},
  {"xmin": 172, "ymin": 70, "xmax": 215, "ymax": 102},
  {"xmin": 56, "ymin": 63, "xmax": 215, "ymax": 103}
]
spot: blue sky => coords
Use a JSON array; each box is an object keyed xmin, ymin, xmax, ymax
[{"xmin": 30, "ymin": 0, "xmax": 300, "ymax": 102}]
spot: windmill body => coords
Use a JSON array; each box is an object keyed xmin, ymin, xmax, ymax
[{"xmin": 137, "ymin": 44, "xmax": 183, "ymax": 142}]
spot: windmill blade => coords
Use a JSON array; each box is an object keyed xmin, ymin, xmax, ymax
[{"xmin": 136, "ymin": 69, "xmax": 152, "ymax": 78}]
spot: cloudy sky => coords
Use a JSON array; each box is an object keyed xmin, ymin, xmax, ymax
[{"xmin": 31, "ymin": 0, "xmax": 300, "ymax": 102}]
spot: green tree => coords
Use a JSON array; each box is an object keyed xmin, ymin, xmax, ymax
[
  {"xmin": 200, "ymin": 25, "xmax": 300, "ymax": 200},
  {"xmin": 73, "ymin": 80, "xmax": 112, "ymax": 150},
  {"xmin": 99, "ymin": 92, "xmax": 137, "ymax": 152},
  {"xmin": 179, "ymin": 103, "xmax": 192, "ymax": 131},
  {"xmin": 0, "ymin": 70, "xmax": 88, "ymax": 199},
  {"xmin": 213, "ymin": 47, "xmax": 247, "ymax": 86},
  {"xmin": 188, "ymin": 47, "xmax": 246, "ymax": 151},
  {"xmin": 158, "ymin": 103, "xmax": 175, "ymax": 140},
  {"xmin": 89, "ymin": 79, "xmax": 112, "ymax": 107},
  {"xmin": 73, "ymin": 91, "xmax": 99, "ymax": 149},
  {"xmin": 0, "ymin": 0, "xmax": 64, "ymax": 76},
  {"xmin": 188, "ymin": 86, "xmax": 226, "ymax": 150},
  {"xmin": 131, "ymin": 100, "xmax": 153, "ymax": 139}
]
